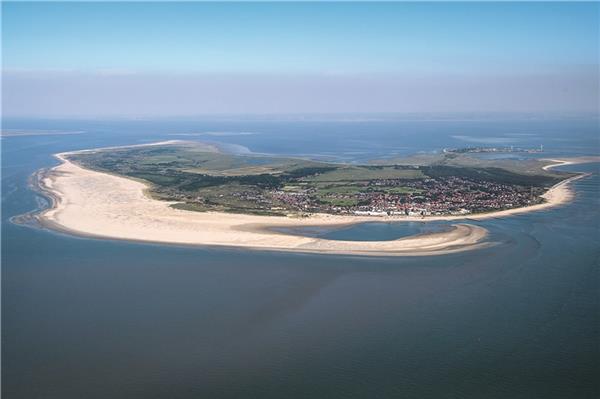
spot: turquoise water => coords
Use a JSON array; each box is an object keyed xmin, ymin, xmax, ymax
[{"xmin": 2, "ymin": 118, "xmax": 599, "ymax": 398}]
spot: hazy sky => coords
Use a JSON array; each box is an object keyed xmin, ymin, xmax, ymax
[{"xmin": 2, "ymin": 2, "xmax": 598, "ymax": 117}]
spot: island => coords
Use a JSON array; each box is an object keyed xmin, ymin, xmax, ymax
[
  {"xmin": 443, "ymin": 145, "xmax": 544, "ymax": 154},
  {"xmin": 28, "ymin": 141, "xmax": 592, "ymax": 257}
]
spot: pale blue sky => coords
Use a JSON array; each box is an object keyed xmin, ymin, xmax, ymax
[{"xmin": 2, "ymin": 2, "xmax": 598, "ymax": 116}]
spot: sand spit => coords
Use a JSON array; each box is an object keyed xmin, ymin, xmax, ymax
[
  {"xmin": 541, "ymin": 156, "xmax": 600, "ymax": 171},
  {"xmin": 32, "ymin": 144, "xmax": 594, "ymax": 256}
]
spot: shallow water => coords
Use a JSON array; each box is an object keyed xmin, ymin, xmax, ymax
[
  {"xmin": 275, "ymin": 221, "xmax": 452, "ymax": 242},
  {"xmin": 2, "ymin": 118, "xmax": 599, "ymax": 398}
]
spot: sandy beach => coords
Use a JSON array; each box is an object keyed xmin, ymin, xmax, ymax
[{"xmin": 33, "ymin": 146, "xmax": 594, "ymax": 257}]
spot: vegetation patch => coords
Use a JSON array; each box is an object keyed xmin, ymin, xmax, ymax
[{"xmin": 69, "ymin": 143, "xmax": 573, "ymax": 217}]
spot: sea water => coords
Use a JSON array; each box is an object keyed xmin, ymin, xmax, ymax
[{"xmin": 2, "ymin": 117, "xmax": 599, "ymax": 398}]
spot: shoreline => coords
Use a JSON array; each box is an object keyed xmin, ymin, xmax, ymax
[{"xmin": 26, "ymin": 144, "xmax": 595, "ymax": 257}]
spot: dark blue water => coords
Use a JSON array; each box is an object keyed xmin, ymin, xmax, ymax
[{"xmin": 2, "ymin": 118, "xmax": 599, "ymax": 398}]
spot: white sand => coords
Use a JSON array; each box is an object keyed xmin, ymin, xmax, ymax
[
  {"xmin": 541, "ymin": 157, "xmax": 600, "ymax": 171},
  {"xmin": 36, "ymin": 146, "xmax": 593, "ymax": 256}
]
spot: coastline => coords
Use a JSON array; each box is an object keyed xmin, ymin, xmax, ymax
[{"xmin": 29, "ymin": 144, "xmax": 594, "ymax": 256}]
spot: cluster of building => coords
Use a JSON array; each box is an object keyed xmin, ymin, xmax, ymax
[
  {"xmin": 269, "ymin": 176, "xmax": 543, "ymax": 217},
  {"xmin": 443, "ymin": 145, "xmax": 543, "ymax": 154}
]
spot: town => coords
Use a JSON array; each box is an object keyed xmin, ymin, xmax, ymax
[
  {"xmin": 264, "ymin": 176, "xmax": 545, "ymax": 217},
  {"xmin": 443, "ymin": 145, "xmax": 544, "ymax": 154}
]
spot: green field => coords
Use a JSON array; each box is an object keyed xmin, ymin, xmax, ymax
[{"xmin": 303, "ymin": 166, "xmax": 424, "ymax": 182}]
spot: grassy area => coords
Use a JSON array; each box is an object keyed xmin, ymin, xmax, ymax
[
  {"xmin": 315, "ymin": 184, "xmax": 365, "ymax": 195},
  {"xmin": 380, "ymin": 186, "xmax": 424, "ymax": 194},
  {"xmin": 171, "ymin": 202, "xmax": 286, "ymax": 216},
  {"xmin": 71, "ymin": 144, "xmax": 327, "ymax": 177},
  {"xmin": 304, "ymin": 166, "xmax": 424, "ymax": 182},
  {"xmin": 282, "ymin": 184, "xmax": 309, "ymax": 192},
  {"xmin": 317, "ymin": 197, "xmax": 360, "ymax": 207}
]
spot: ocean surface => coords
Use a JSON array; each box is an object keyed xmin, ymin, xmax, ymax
[{"xmin": 2, "ymin": 117, "xmax": 599, "ymax": 398}]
